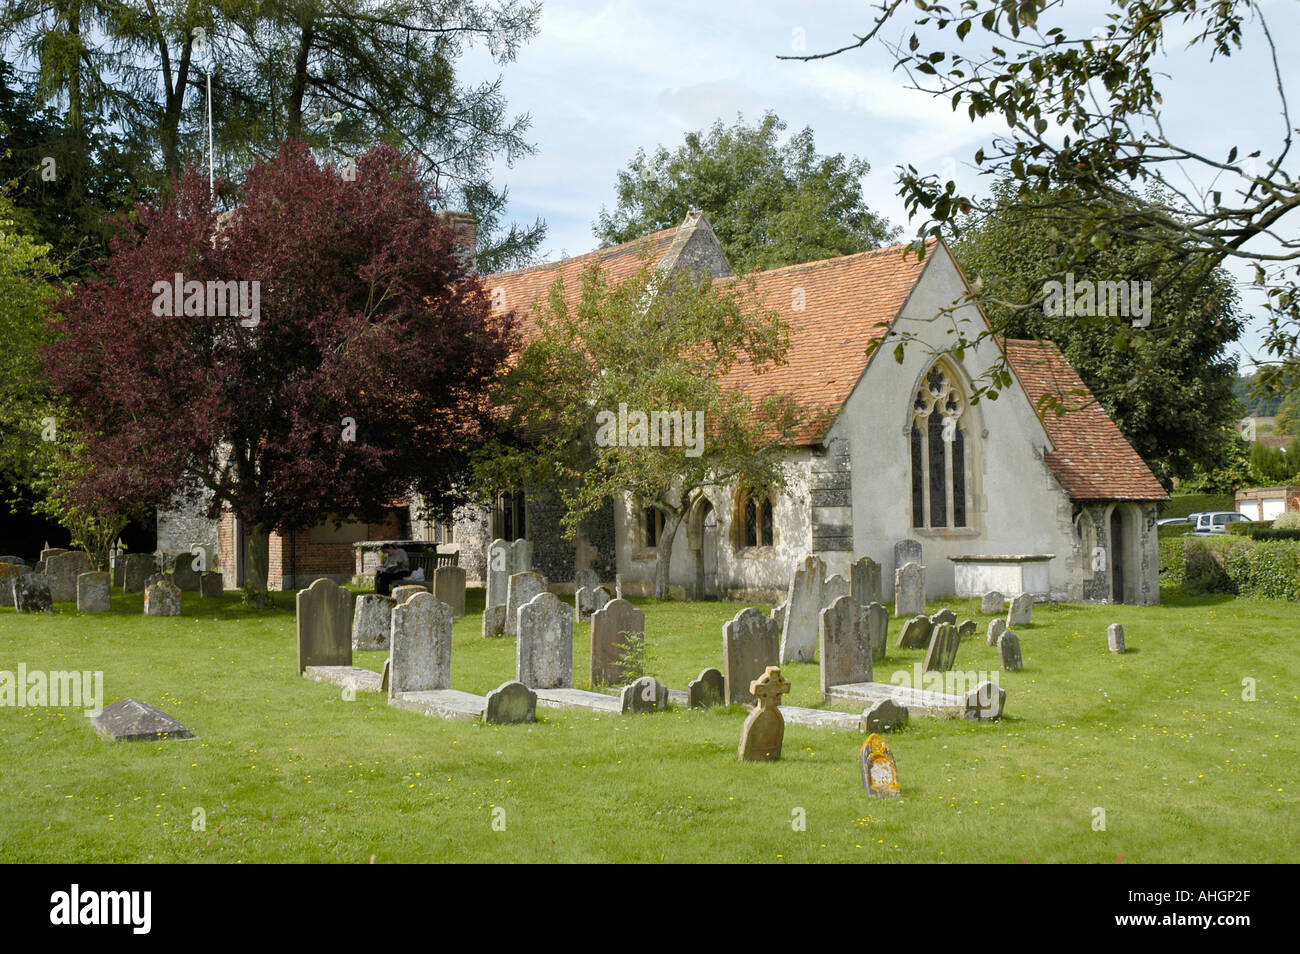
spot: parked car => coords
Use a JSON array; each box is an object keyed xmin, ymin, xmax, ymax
[
  {"xmin": 1157, "ymin": 516, "xmax": 1190, "ymax": 527},
  {"xmin": 1190, "ymin": 511, "xmax": 1252, "ymax": 534}
]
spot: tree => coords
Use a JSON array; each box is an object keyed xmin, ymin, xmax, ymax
[
  {"xmin": 783, "ymin": 0, "xmax": 1300, "ymax": 387},
  {"xmin": 595, "ymin": 111, "xmax": 899, "ymax": 272},
  {"xmin": 476, "ymin": 260, "xmax": 814, "ymax": 600},
  {"xmin": 953, "ymin": 178, "xmax": 1244, "ymax": 486},
  {"xmin": 46, "ymin": 142, "xmax": 513, "ymax": 605}
]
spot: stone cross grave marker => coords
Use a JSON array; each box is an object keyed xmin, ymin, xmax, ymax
[{"xmin": 738, "ymin": 665, "xmax": 790, "ymax": 762}]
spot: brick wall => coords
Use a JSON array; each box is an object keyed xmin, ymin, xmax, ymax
[{"xmin": 215, "ymin": 509, "xmax": 404, "ymax": 590}]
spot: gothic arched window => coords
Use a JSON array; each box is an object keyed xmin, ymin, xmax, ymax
[
  {"xmin": 910, "ymin": 365, "xmax": 968, "ymax": 529},
  {"xmin": 734, "ymin": 488, "xmax": 775, "ymax": 548}
]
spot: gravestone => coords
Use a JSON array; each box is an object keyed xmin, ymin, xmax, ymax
[
  {"xmin": 1108, "ymin": 623, "xmax": 1126, "ymax": 654},
  {"xmin": 965, "ymin": 681, "xmax": 1007, "ymax": 720},
  {"xmin": 39, "ymin": 547, "xmax": 67, "ymax": 565},
  {"xmin": 144, "ymin": 579, "xmax": 182, "ymax": 617},
  {"xmin": 506, "ymin": 571, "xmax": 547, "ymax": 638},
  {"xmin": 897, "ymin": 614, "xmax": 931, "ymax": 650},
  {"xmin": 379, "ymin": 657, "xmax": 391, "ymax": 694},
  {"xmin": 13, "ymin": 574, "xmax": 52, "ymax": 613},
  {"xmin": 485, "ymin": 538, "xmax": 511, "ymax": 608},
  {"xmin": 0, "ymin": 555, "xmax": 26, "ymax": 567},
  {"xmin": 589, "ymin": 597, "xmax": 645, "ymax": 686},
  {"xmin": 738, "ymin": 666, "xmax": 790, "ymax": 762},
  {"xmin": 574, "ymin": 567, "xmax": 601, "ymax": 594},
  {"xmin": 779, "ymin": 555, "xmax": 826, "ymax": 663},
  {"xmin": 575, "ymin": 585, "xmax": 610, "ymax": 623},
  {"xmin": 893, "ymin": 539, "xmax": 922, "ymax": 573},
  {"xmin": 1007, "ymin": 593, "xmax": 1032, "ymax": 626},
  {"xmin": 956, "ymin": 619, "xmax": 977, "ymax": 642},
  {"xmin": 621, "ymin": 675, "xmax": 668, "ymax": 714},
  {"xmin": 388, "ymin": 592, "xmax": 453, "ymax": 696},
  {"xmin": 484, "ymin": 680, "xmax": 537, "ymax": 724},
  {"xmin": 981, "ymin": 590, "xmax": 1004, "ymax": 615},
  {"xmin": 295, "ymin": 577, "xmax": 354, "ymax": 673},
  {"xmin": 723, "ymin": 607, "xmax": 780, "ymax": 704},
  {"xmin": 819, "ymin": 595, "xmax": 871, "ymax": 693},
  {"xmin": 199, "ymin": 572, "xmax": 224, "ymax": 599},
  {"xmin": 390, "ymin": 584, "xmax": 428, "ymax": 605},
  {"xmin": 46, "ymin": 550, "xmax": 92, "ymax": 603},
  {"xmin": 770, "ymin": 601, "xmax": 787, "ymax": 631},
  {"xmin": 860, "ymin": 734, "xmax": 901, "ymax": 796},
  {"xmin": 922, "ymin": 622, "xmax": 960, "ymax": 673},
  {"xmin": 930, "ymin": 607, "xmax": 957, "ymax": 629},
  {"xmin": 481, "ymin": 603, "xmax": 507, "ymax": 638},
  {"xmin": 516, "ymin": 591, "xmax": 573, "ymax": 689},
  {"xmin": 687, "ymin": 667, "xmax": 725, "ymax": 708},
  {"xmin": 510, "ymin": 538, "xmax": 533, "ymax": 575},
  {"xmin": 894, "ymin": 562, "xmax": 925, "ymax": 617},
  {"xmin": 823, "ymin": 574, "xmax": 850, "ymax": 607},
  {"xmin": 864, "ymin": 601, "xmax": 889, "ymax": 662},
  {"xmin": 352, "ymin": 593, "xmax": 395, "ymax": 651},
  {"xmin": 861, "ymin": 699, "xmax": 909, "ymax": 733},
  {"xmin": 0, "ymin": 561, "xmax": 29, "ymax": 609},
  {"xmin": 112, "ymin": 559, "xmax": 124, "ymax": 589},
  {"xmin": 998, "ymin": 630, "xmax": 1023, "ymax": 671},
  {"xmin": 90, "ymin": 699, "xmax": 195, "ymax": 742},
  {"xmin": 986, "ymin": 617, "xmax": 1007, "ymax": 647},
  {"xmin": 122, "ymin": 554, "xmax": 156, "ymax": 594},
  {"xmin": 171, "ymin": 552, "xmax": 202, "ymax": 592},
  {"xmin": 434, "ymin": 565, "xmax": 466, "ymax": 619},
  {"xmin": 850, "ymin": 556, "xmax": 883, "ymax": 606},
  {"xmin": 77, "ymin": 571, "xmax": 111, "ymax": 613}
]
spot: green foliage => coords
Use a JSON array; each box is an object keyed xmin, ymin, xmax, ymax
[
  {"xmin": 1160, "ymin": 493, "xmax": 1235, "ymax": 519},
  {"xmin": 1250, "ymin": 441, "xmax": 1298, "ymax": 485},
  {"xmin": 1229, "ymin": 524, "xmax": 1300, "ymax": 542},
  {"xmin": 1272, "ymin": 511, "xmax": 1300, "ymax": 530},
  {"xmin": 1162, "ymin": 536, "xmax": 1300, "ymax": 599},
  {"xmin": 1221, "ymin": 542, "xmax": 1300, "ymax": 601},
  {"xmin": 1181, "ymin": 541, "xmax": 1235, "ymax": 595},
  {"xmin": 1177, "ymin": 437, "xmax": 1253, "ymax": 495},
  {"xmin": 611, "ymin": 630, "xmax": 647, "ymax": 685},
  {"xmin": 595, "ymin": 111, "xmax": 899, "ymax": 272}
]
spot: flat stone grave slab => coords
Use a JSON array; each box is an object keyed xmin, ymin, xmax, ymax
[
  {"xmin": 826, "ymin": 681, "xmax": 1005, "ymax": 721},
  {"xmin": 534, "ymin": 687, "xmax": 623, "ymax": 715},
  {"xmin": 778, "ymin": 705, "xmax": 866, "ymax": 733},
  {"xmin": 303, "ymin": 666, "xmax": 384, "ymax": 694},
  {"xmin": 389, "ymin": 688, "xmax": 491, "ymax": 723},
  {"xmin": 90, "ymin": 698, "xmax": 196, "ymax": 742}
]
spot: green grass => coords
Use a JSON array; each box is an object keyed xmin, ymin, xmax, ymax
[{"xmin": 0, "ymin": 586, "xmax": 1296, "ymax": 862}]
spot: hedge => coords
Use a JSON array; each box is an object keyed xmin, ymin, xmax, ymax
[
  {"xmin": 1161, "ymin": 536, "xmax": 1300, "ymax": 599},
  {"xmin": 1227, "ymin": 521, "xmax": 1300, "ymax": 541},
  {"xmin": 1159, "ymin": 493, "xmax": 1235, "ymax": 519}
]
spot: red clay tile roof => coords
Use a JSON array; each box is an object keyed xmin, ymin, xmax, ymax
[
  {"xmin": 717, "ymin": 243, "xmax": 932, "ymax": 444},
  {"xmin": 1003, "ymin": 338, "xmax": 1168, "ymax": 501}
]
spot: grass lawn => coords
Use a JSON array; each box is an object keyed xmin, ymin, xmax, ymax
[{"xmin": 1, "ymin": 586, "xmax": 1296, "ymax": 862}]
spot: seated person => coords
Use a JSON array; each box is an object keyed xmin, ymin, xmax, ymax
[{"xmin": 374, "ymin": 544, "xmax": 411, "ymax": 596}]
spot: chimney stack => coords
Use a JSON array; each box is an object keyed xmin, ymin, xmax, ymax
[{"xmin": 437, "ymin": 210, "xmax": 478, "ymax": 277}]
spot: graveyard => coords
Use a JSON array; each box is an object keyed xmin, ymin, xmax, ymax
[{"xmin": 1, "ymin": 579, "xmax": 1295, "ymax": 863}]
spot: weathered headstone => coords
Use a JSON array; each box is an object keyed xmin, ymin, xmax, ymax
[
  {"xmin": 770, "ymin": 601, "xmax": 787, "ymax": 631},
  {"xmin": 122, "ymin": 553, "xmax": 156, "ymax": 594},
  {"xmin": 171, "ymin": 552, "xmax": 202, "ymax": 591},
  {"xmin": 997, "ymin": 630, "xmax": 1023, "ymax": 671},
  {"xmin": 1108, "ymin": 623, "xmax": 1126, "ymax": 654},
  {"xmin": 964, "ymin": 681, "xmax": 1006, "ymax": 720},
  {"xmin": 981, "ymin": 590, "xmax": 1004, "ymax": 615},
  {"xmin": 516, "ymin": 591, "xmax": 573, "ymax": 689},
  {"xmin": 922, "ymin": 622, "xmax": 960, "ymax": 673},
  {"xmin": 199, "ymin": 572, "xmax": 224, "ymax": 599},
  {"xmin": 0, "ymin": 561, "xmax": 29, "ymax": 608},
  {"xmin": 723, "ymin": 607, "xmax": 780, "ymax": 704},
  {"xmin": 13, "ymin": 574, "xmax": 51, "ymax": 613},
  {"xmin": 893, "ymin": 539, "xmax": 922, "ymax": 573},
  {"xmin": 352, "ymin": 593, "xmax": 395, "ymax": 651},
  {"xmin": 956, "ymin": 619, "xmax": 977, "ymax": 642},
  {"xmin": 575, "ymin": 585, "xmax": 610, "ymax": 623},
  {"xmin": 505, "ymin": 571, "xmax": 546, "ymax": 638},
  {"xmin": 861, "ymin": 699, "xmax": 909, "ymax": 733},
  {"xmin": 433, "ymin": 565, "xmax": 466, "ymax": 619},
  {"xmin": 144, "ymin": 579, "xmax": 182, "ymax": 617},
  {"xmin": 484, "ymin": 680, "xmax": 537, "ymax": 724},
  {"xmin": 896, "ymin": 613, "xmax": 932, "ymax": 650},
  {"xmin": 1007, "ymin": 593, "xmax": 1032, "ymax": 626},
  {"xmin": 295, "ymin": 577, "xmax": 354, "ymax": 672},
  {"xmin": 46, "ymin": 550, "xmax": 92, "ymax": 603},
  {"xmin": 621, "ymin": 675, "xmax": 668, "ymax": 714},
  {"xmin": 0, "ymin": 555, "xmax": 26, "ymax": 567},
  {"xmin": 850, "ymin": 556, "xmax": 883, "ymax": 607},
  {"xmin": 481, "ymin": 603, "xmax": 506, "ymax": 638},
  {"xmin": 986, "ymin": 617, "xmax": 1007, "ymax": 647},
  {"xmin": 819, "ymin": 595, "xmax": 871, "ymax": 693},
  {"xmin": 823, "ymin": 573, "xmax": 850, "ymax": 607},
  {"xmin": 574, "ymin": 567, "xmax": 601, "ymax": 593},
  {"xmin": 77, "ymin": 571, "xmax": 111, "ymax": 613},
  {"xmin": 388, "ymin": 592, "xmax": 453, "ymax": 696},
  {"xmin": 930, "ymin": 607, "xmax": 957, "ymax": 628},
  {"xmin": 112, "ymin": 559, "xmax": 124, "ymax": 589},
  {"xmin": 485, "ymin": 538, "xmax": 511, "ymax": 608},
  {"xmin": 589, "ymin": 597, "xmax": 645, "ymax": 686},
  {"xmin": 894, "ymin": 561, "xmax": 925, "ymax": 617},
  {"xmin": 738, "ymin": 665, "xmax": 790, "ymax": 762},
  {"xmin": 390, "ymin": 583, "xmax": 428, "ymax": 605},
  {"xmin": 860, "ymin": 733, "xmax": 901, "ymax": 796},
  {"xmin": 687, "ymin": 667, "xmax": 725, "ymax": 708},
  {"xmin": 39, "ymin": 547, "xmax": 67, "ymax": 564},
  {"xmin": 864, "ymin": 601, "xmax": 889, "ymax": 662},
  {"xmin": 90, "ymin": 699, "xmax": 195, "ymax": 742},
  {"xmin": 779, "ymin": 555, "xmax": 826, "ymax": 663}
]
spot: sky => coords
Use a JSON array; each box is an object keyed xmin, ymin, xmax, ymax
[{"xmin": 461, "ymin": 0, "xmax": 1300, "ymax": 370}]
